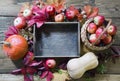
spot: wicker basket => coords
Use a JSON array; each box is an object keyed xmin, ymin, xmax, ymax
[{"xmin": 81, "ymin": 18, "xmax": 114, "ymax": 51}]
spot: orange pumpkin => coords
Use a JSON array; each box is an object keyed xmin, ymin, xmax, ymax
[{"xmin": 3, "ymin": 35, "xmax": 28, "ymax": 60}]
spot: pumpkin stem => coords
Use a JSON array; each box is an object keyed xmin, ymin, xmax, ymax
[{"xmin": 0, "ymin": 41, "xmax": 11, "ymax": 47}]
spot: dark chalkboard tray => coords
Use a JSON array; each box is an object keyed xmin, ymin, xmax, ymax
[{"xmin": 33, "ymin": 22, "xmax": 80, "ymax": 58}]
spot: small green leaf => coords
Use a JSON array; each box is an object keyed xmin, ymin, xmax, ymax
[
  {"xmin": 96, "ymin": 64, "xmax": 106, "ymax": 74},
  {"xmin": 58, "ymin": 69, "xmax": 62, "ymax": 74}
]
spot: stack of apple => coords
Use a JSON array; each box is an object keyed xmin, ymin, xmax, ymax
[{"xmin": 87, "ymin": 15, "xmax": 117, "ymax": 46}]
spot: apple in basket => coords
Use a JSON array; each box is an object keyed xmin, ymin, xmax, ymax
[
  {"xmin": 94, "ymin": 15, "xmax": 105, "ymax": 26},
  {"xmin": 87, "ymin": 22, "xmax": 97, "ymax": 34},
  {"xmin": 89, "ymin": 34, "xmax": 100, "ymax": 45},
  {"xmin": 102, "ymin": 34, "xmax": 112, "ymax": 45},
  {"xmin": 107, "ymin": 25, "xmax": 117, "ymax": 35},
  {"xmin": 95, "ymin": 27, "xmax": 107, "ymax": 39}
]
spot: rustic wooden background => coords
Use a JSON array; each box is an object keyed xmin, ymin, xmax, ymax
[{"xmin": 0, "ymin": 0, "xmax": 120, "ymax": 81}]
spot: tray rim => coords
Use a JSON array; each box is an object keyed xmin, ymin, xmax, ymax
[{"xmin": 33, "ymin": 22, "xmax": 80, "ymax": 58}]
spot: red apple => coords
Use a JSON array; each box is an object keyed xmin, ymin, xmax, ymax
[
  {"xmin": 102, "ymin": 34, "xmax": 112, "ymax": 45},
  {"xmin": 46, "ymin": 5, "xmax": 55, "ymax": 16},
  {"xmin": 66, "ymin": 10, "xmax": 75, "ymax": 20},
  {"xmin": 94, "ymin": 15, "xmax": 105, "ymax": 26},
  {"xmin": 55, "ymin": 14, "xmax": 64, "ymax": 22},
  {"xmin": 95, "ymin": 27, "xmax": 107, "ymax": 39},
  {"xmin": 45, "ymin": 59, "xmax": 56, "ymax": 68},
  {"xmin": 89, "ymin": 34, "xmax": 100, "ymax": 45},
  {"xmin": 107, "ymin": 25, "xmax": 117, "ymax": 35},
  {"xmin": 14, "ymin": 17, "xmax": 26, "ymax": 29},
  {"xmin": 87, "ymin": 23, "xmax": 97, "ymax": 33},
  {"xmin": 23, "ymin": 9, "xmax": 32, "ymax": 19}
]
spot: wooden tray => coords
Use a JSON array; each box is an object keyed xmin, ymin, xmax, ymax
[{"xmin": 33, "ymin": 22, "xmax": 80, "ymax": 58}]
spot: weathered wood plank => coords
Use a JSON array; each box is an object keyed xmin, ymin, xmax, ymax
[
  {"xmin": 0, "ymin": 0, "xmax": 120, "ymax": 17},
  {"xmin": 0, "ymin": 59, "xmax": 23, "ymax": 73},
  {"xmin": 95, "ymin": 0, "xmax": 120, "ymax": 17},
  {"xmin": 0, "ymin": 74, "xmax": 46, "ymax": 81},
  {"xmin": 66, "ymin": 0, "xmax": 90, "ymax": 7},
  {"xmin": 0, "ymin": 17, "xmax": 15, "ymax": 41},
  {"xmin": 0, "ymin": 0, "xmax": 32, "ymax": 16},
  {"xmin": 85, "ymin": 74, "xmax": 120, "ymax": 81},
  {"xmin": 105, "ymin": 58, "xmax": 120, "ymax": 74},
  {"xmin": 0, "ymin": 74, "xmax": 120, "ymax": 81}
]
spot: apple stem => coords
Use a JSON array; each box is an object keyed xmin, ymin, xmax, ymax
[
  {"xmin": 0, "ymin": 41, "xmax": 11, "ymax": 47},
  {"xmin": 93, "ymin": 19, "xmax": 112, "ymax": 45}
]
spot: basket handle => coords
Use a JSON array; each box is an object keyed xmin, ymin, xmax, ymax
[{"xmin": 93, "ymin": 19, "xmax": 112, "ymax": 45}]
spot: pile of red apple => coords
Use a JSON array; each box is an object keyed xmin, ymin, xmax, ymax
[
  {"xmin": 87, "ymin": 15, "xmax": 117, "ymax": 46},
  {"xmin": 13, "ymin": 5, "xmax": 78, "ymax": 30},
  {"xmin": 46, "ymin": 5, "xmax": 77, "ymax": 22}
]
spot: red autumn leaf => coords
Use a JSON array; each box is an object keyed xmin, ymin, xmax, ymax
[
  {"xmin": 4, "ymin": 26, "xmax": 19, "ymax": 39},
  {"xmin": 46, "ymin": 71, "xmax": 54, "ymax": 81},
  {"xmin": 40, "ymin": 70, "xmax": 49, "ymax": 79},
  {"xmin": 36, "ymin": 21, "xmax": 44, "ymax": 27},
  {"xmin": 29, "ymin": 61, "xmax": 43, "ymax": 67},
  {"xmin": 51, "ymin": 0, "xmax": 66, "ymax": 13},
  {"xmin": 88, "ymin": 7, "xmax": 99, "ymax": 18},
  {"xmin": 28, "ymin": 6, "xmax": 48, "ymax": 28},
  {"xmin": 111, "ymin": 46, "xmax": 120, "ymax": 55},
  {"xmin": 26, "ymin": 67, "xmax": 37, "ymax": 75},
  {"xmin": 27, "ymin": 19, "xmax": 35, "ymax": 27},
  {"xmin": 77, "ymin": 14, "xmax": 83, "ymax": 20},
  {"xmin": 11, "ymin": 69, "xmax": 22, "ymax": 75},
  {"xmin": 23, "ymin": 51, "xmax": 34, "ymax": 65},
  {"xmin": 21, "ymin": 67, "xmax": 27, "ymax": 75},
  {"xmin": 52, "ymin": 4, "xmax": 63, "ymax": 13},
  {"xmin": 38, "ymin": 67, "xmax": 45, "ymax": 70}
]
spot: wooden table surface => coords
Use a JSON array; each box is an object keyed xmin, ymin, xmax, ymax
[{"xmin": 0, "ymin": 0, "xmax": 120, "ymax": 81}]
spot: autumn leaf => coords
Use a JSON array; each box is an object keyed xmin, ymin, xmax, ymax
[
  {"xmin": 84, "ymin": 5, "xmax": 92, "ymax": 16},
  {"xmin": 4, "ymin": 26, "xmax": 19, "ymax": 39},
  {"xmin": 28, "ymin": 5, "xmax": 48, "ymax": 28},
  {"xmin": 51, "ymin": 0, "xmax": 66, "ymax": 13},
  {"xmin": 77, "ymin": 14, "xmax": 83, "ymax": 21},
  {"xmin": 11, "ymin": 69, "xmax": 22, "ymax": 75},
  {"xmin": 23, "ymin": 51, "xmax": 34, "ymax": 65},
  {"xmin": 83, "ymin": 5, "xmax": 99, "ymax": 18},
  {"xmin": 46, "ymin": 71, "xmax": 54, "ymax": 81},
  {"xmin": 88, "ymin": 7, "xmax": 99, "ymax": 18}
]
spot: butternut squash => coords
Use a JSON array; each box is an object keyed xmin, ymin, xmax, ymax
[{"xmin": 67, "ymin": 52, "xmax": 98, "ymax": 79}]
